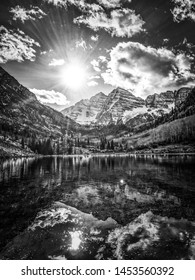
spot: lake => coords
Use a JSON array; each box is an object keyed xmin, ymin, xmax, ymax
[{"xmin": 0, "ymin": 155, "xmax": 195, "ymax": 260}]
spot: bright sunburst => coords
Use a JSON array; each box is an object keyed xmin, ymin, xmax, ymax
[{"xmin": 60, "ymin": 61, "xmax": 87, "ymax": 90}]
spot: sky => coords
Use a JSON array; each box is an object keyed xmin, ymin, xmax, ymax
[{"xmin": 0, "ymin": 0, "xmax": 195, "ymax": 111}]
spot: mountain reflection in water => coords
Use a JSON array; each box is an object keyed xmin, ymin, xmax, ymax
[{"xmin": 0, "ymin": 155, "xmax": 195, "ymax": 259}]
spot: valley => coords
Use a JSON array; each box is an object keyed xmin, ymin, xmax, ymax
[{"xmin": 0, "ymin": 66, "xmax": 195, "ymax": 157}]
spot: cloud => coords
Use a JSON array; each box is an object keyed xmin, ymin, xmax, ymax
[
  {"xmin": 75, "ymin": 38, "xmax": 87, "ymax": 50},
  {"xmin": 163, "ymin": 38, "xmax": 169, "ymax": 43},
  {"xmin": 74, "ymin": 8, "xmax": 145, "ymax": 38},
  {"xmin": 10, "ymin": 5, "xmax": 46, "ymax": 23},
  {"xmin": 44, "ymin": 0, "xmax": 96, "ymax": 10},
  {"xmin": 91, "ymin": 34, "xmax": 99, "ymax": 41},
  {"xmin": 97, "ymin": 0, "xmax": 131, "ymax": 9},
  {"xmin": 102, "ymin": 41, "xmax": 194, "ymax": 96},
  {"xmin": 44, "ymin": 0, "xmax": 68, "ymax": 6},
  {"xmin": 44, "ymin": 0, "xmax": 142, "ymax": 39},
  {"xmin": 171, "ymin": 0, "xmax": 195, "ymax": 22},
  {"xmin": 87, "ymin": 81, "xmax": 99, "ymax": 87},
  {"xmin": 0, "ymin": 26, "xmax": 40, "ymax": 64},
  {"xmin": 89, "ymin": 75, "xmax": 101, "ymax": 80},
  {"xmin": 91, "ymin": 60, "xmax": 101, "ymax": 72},
  {"xmin": 49, "ymin": 58, "xmax": 65, "ymax": 66},
  {"xmin": 97, "ymin": 0, "xmax": 121, "ymax": 8},
  {"xmin": 30, "ymin": 88, "xmax": 69, "ymax": 105},
  {"xmin": 91, "ymin": 56, "xmax": 108, "ymax": 72}
]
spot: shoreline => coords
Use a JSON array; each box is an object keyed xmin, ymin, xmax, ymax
[
  {"xmin": 1, "ymin": 142, "xmax": 195, "ymax": 159},
  {"xmin": 1, "ymin": 151, "xmax": 195, "ymax": 160}
]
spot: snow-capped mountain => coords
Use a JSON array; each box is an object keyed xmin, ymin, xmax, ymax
[
  {"xmin": 96, "ymin": 87, "xmax": 145, "ymax": 125},
  {"xmin": 61, "ymin": 85, "xmax": 192, "ymax": 127},
  {"xmin": 145, "ymin": 88, "xmax": 191, "ymax": 109},
  {"xmin": 61, "ymin": 92, "xmax": 107, "ymax": 125},
  {"xmin": 123, "ymin": 88, "xmax": 191, "ymax": 127},
  {"xmin": 145, "ymin": 91, "xmax": 175, "ymax": 108}
]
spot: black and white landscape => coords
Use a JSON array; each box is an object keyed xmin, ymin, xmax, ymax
[{"xmin": 0, "ymin": 0, "xmax": 195, "ymax": 260}]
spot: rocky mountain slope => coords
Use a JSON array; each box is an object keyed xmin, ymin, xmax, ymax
[
  {"xmin": 96, "ymin": 87, "xmax": 145, "ymax": 125},
  {"xmin": 0, "ymin": 66, "xmax": 79, "ymax": 138},
  {"xmin": 96, "ymin": 87, "xmax": 195, "ymax": 153},
  {"xmin": 146, "ymin": 88, "xmax": 191, "ymax": 109},
  {"xmin": 62, "ymin": 87, "xmax": 145, "ymax": 125},
  {"xmin": 62, "ymin": 86, "xmax": 192, "ymax": 127},
  {"xmin": 0, "ymin": 66, "xmax": 80, "ymax": 156},
  {"xmin": 62, "ymin": 92, "xmax": 107, "ymax": 125}
]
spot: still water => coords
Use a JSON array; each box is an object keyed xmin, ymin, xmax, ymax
[{"xmin": 0, "ymin": 155, "xmax": 195, "ymax": 260}]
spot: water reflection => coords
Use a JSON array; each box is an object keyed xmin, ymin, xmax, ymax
[
  {"xmin": 0, "ymin": 155, "xmax": 195, "ymax": 259},
  {"xmin": 70, "ymin": 231, "xmax": 82, "ymax": 251}
]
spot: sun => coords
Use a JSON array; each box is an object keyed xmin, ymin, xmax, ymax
[{"xmin": 60, "ymin": 61, "xmax": 87, "ymax": 90}]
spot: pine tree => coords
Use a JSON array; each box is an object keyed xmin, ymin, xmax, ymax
[
  {"xmin": 111, "ymin": 140, "xmax": 114, "ymax": 150},
  {"xmin": 57, "ymin": 141, "xmax": 60, "ymax": 155},
  {"xmin": 21, "ymin": 138, "xmax": 25, "ymax": 149}
]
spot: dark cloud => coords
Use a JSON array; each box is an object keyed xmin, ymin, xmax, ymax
[
  {"xmin": 102, "ymin": 42, "xmax": 194, "ymax": 96},
  {"xmin": 171, "ymin": 0, "xmax": 195, "ymax": 22}
]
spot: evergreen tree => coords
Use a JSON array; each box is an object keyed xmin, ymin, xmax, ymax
[
  {"xmin": 21, "ymin": 138, "xmax": 25, "ymax": 149},
  {"xmin": 68, "ymin": 143, "xmax": 73, "ymax": 154},
  {"xmin": 111, "ymin": 140, "xmax": 114, "ymax": 150},
  {"xmin": 57, "ymin": 141, "xmax": 60, "ymax": 155}
]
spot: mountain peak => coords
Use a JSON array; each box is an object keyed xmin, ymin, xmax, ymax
[
  {"xmin": 96, "ymin": 87, "xmax": 145, "ymax": 125},
  {"xmin": 111, "ymin": 87, "xmax": 135, "ymax": 97},
  {"xmin": 62, "ymin": 91, "xmax": 107, "ymax": 125},
  {"xmin": 90, "ymin": 92, "xmax": 107, "ymax": 102}
]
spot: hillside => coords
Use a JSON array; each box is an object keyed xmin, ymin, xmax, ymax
[
  {"xmin": 78, "ymin": 86, "xmax": 195, "ymax": 154},
  {"xmin": 1, "ymin": 66, "xmax": 194, "ymax": 156},
  {"xmin": 0, "ymin": 67, "xmax": 80, "ymax": 157},
  {"xmin": 107, "ymin": 88, "xmax": 195, "ymax": 153},
  {"xmin": 124, "ymin": 114, "xmax": 195, "ymax": 153}
]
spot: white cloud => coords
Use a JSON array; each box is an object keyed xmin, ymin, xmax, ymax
[
  {"xmin": 10, "ymin": 5, "xmax": 46, "ymax": 23},
  {"xmin": 0, "ymin": 26, "xmax": 40, "ymax": 64},
  {"xmin": 171, "ymin": 0, "xmax": 195, "ymax": 22},
  {"xmin": 74, "ymin": 8, "xmax": 145, "ymax": 38},
  {"xmin": 87, "ymin": 81, "xmax": 98, "ymax": 87},
  {"xmin": 40, "ymin": 51, "xmax": 47, "ymax": 55},
  {"xmin": 89, "ymin": 75, "xmax": 101, "ymax": 80},
  {"xmin": 163, "ymin": 38, "xmax": 169, "ymax": 43},
  {"xmin": 49, "ymin": 58, "xmax": 65, "ymax": 66},
  {"xmin": 102, "ymin": 41, "xmax": 194, "ymax": 96},
  {"xmin": 97, "ymin": 0, "xmax": 121, "ymax": 8},
  {"xmin": 30, "ymin": 88, "xmax": 69, "ymax": 105},
  {"xmin": 44, "ymin": 0, "xmax": 68, "ymax": 6},
  {"xmin": 91, "ymin": 34, "xmax": 99, "ymax": 41},
  {"xmin": 41, "ymin": 49, "xmax": 53, "ymax": 56},
  {"xmin": 97, "ymin": 0, "xmax": 132, "ymax": 8},
  {"xmin": 91, "ymin": 56, "xmax": 108, "ymax": 72},
  {"xmin": 44, "ymin": 0, "xmax": 142, "ymax": 39},
  {"xmin": 91, "ymin": 59, "xmax": 101, "ymax": 72},
  {"xmin": 44, "ymin": 0, "xmax": 95, "ymax": 10},
  {"xmin": 75, "ymin": 38, "xmax": 87, "ymax": 50}
]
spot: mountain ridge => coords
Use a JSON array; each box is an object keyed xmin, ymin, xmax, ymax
[
  {"xmin": 0, "ymin": 66, "xmax": 80, "ymax": 156},
  {"xmin": 61, "ymin": 86, "xmax": 192, "ymax": 126}
]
